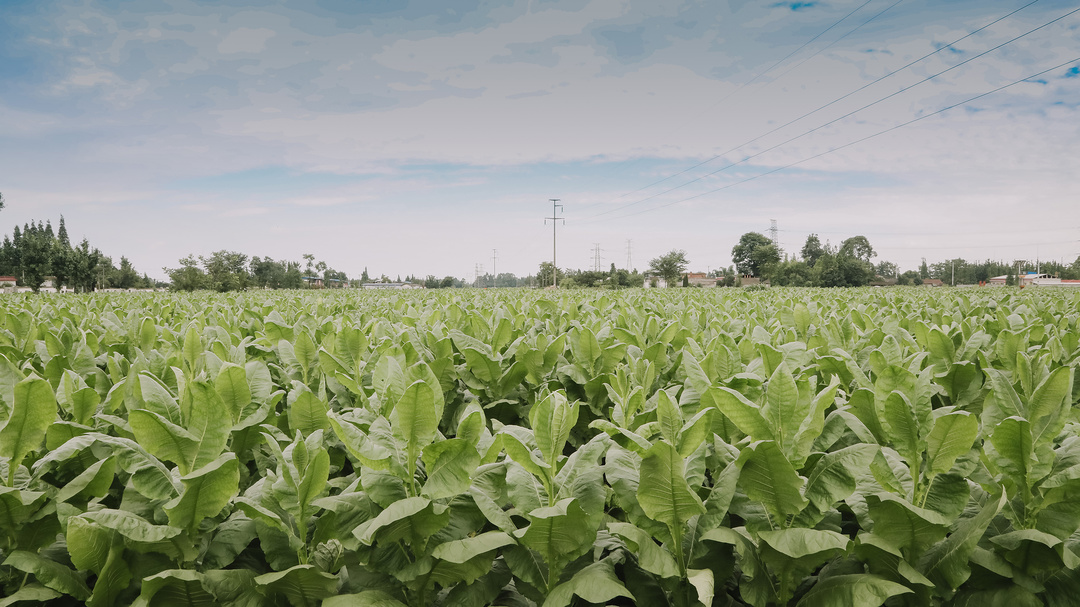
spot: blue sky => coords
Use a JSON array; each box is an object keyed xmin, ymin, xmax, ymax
[{"xmin": 2, "ymin": 0, "xmax": 1079, "ymax": 280}]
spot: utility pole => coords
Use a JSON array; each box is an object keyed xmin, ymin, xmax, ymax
[
  {"xmin": 491, "ymin": 249, "xmax": 498, "ymax": 287},
  {"xmin": 626, "ymin": 239, "xmax": 632, "ymax": 271},
  {"xmin": 592, "ymin": 243, "xmax": 603, "ymax": 272},
  {"xmin": 474, "ymin": 263, "xmax": 483, "ymax": 288},
  {"xmin": 545, "ymin": 199, "xmax": 563, "ymax": 287},
  {"xmin": 769, "ymin": 219, "xmax": 779, "ymax": 247}
]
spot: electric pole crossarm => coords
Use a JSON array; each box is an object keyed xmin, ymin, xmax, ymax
[{"xmin": 545, "ymin": 198, "xmax": 563, "ymax": 287}]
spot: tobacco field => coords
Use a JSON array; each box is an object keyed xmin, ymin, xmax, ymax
[{"xmin": 1, "ymin": 287, "xmax": 1080, "ymax": 606}]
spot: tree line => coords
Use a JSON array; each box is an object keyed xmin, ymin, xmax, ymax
[{"xmin": 0, "ymin": 194, "xmax": 158, "ymax": 292}]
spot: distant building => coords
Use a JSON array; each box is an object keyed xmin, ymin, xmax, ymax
[
  {"xmin": 301, "ymin": 276, "xmax": 323, "ymax": 288},
  {"xmin": 921, "ymin": 278, "xmax": 945, "ymax": 287},
  {"xmin": 987, "ymin": 273, "xmax": 1080, "ymax": 287},
  {"xmin": 643, "ymin": 275, "xmax": 668, "ymax": 289},
  {"xmin": 684, "ymin": 272, "xmax": 718, "ymax": 288}
]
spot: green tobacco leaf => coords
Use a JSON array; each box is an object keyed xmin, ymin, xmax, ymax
[
  {"xmin": 287, "ymin": 387, "xmax": 330, "ymax": 437},
  {"xmin": 882, "ymin": 391, "xmax": 920, "ymax": 464},
  {"xmin": 421, "ymin": 438, "xmax": 479, "ymax": 500},
  {"xmin": 799, "ymin": 443, "xmax": 878, "ymax": 522},
  {"xmin": 2, "ymin": 551, "xmax": 92, "ymax": 601},
  {"xmin": 655, "ymin": 388, "xmax": 682, "ymax": 446},
  {"xmin": 254, "ymin": 564, "xmax": 337, "ymax": 607},
  {"xmin": 866, "ymin": 493, "xmax": 950, "ymax": 557},
  {"xmin": 214, "ymin": 363, "xmax": 251, "ymax": 426},
  {"xmin": 764, "ymin": 363, "xmax": 801, "ymax": 451},
  {"xmin": 925, "ymin": 411, "xmax": 978, "ymax": 477},
  {"xmin": 432, "ymin": 531, "xmax": 514, "ymax": 563},
  {"xmin": 324, "ymin": 591, "xmax": 408, "ymax": 607},
  {"xmin": 353, "ymin": 496, "xmax": 447, "ymax": 546},
  {"xmin": 990, "ymin": 417, "xmax": 1037, "ymax": 487},
  {"xmin": 637, "ymin": 440, "xmax": 705, "ymax": 531},
  {"xmin": 391, "ymin": 380, "xmax": 438, "ymax": 473},
  {"xmin": 737, "ymin": 440, "xmax": 808, "ymax": 521},
  {"xmin": 516, "ymin": 498, "xmax": 596, "ymax": 569},
  {"xmin": 129, "ymin": 408, "xmax": 198, "ymax": 474},
  {"xmin": 1028, "ymin": 366, "xmax": 1073, "ymax": 443},
  {"xmin": 0, "ymin": 585, "xmax": 62, "ymax": 607},
  {"xmin": 138, "ymin": 570, "xmax": 217, "ymax": 607},
  {"xmin": 796, "ymin": 574, "xmax": 912, "ymax": 607},
  {"xmin": 530, "ymin": 391, "xmax": 578, "ymax": 470},
  {"xmin": 0, "ymin": 376, "xmax": 57, "ymax": 485},
  {"xmin": 607, "ymin": 521, "xmax": 680, "ymax": 578},
  {"xmin": 183, "ymin": 380, "xmax": 231, "ymax": 472},
  {"xmin": 164, "ymin": 453, "xmax": 240, "ymax": 534},
  {"xmin": 920, "ymin": 490, "xmax": 1007, "ymax": 590},
  {"xmin": 542, "ymin": 559, "xmax": 633, "ymax": 607},
  {"xmin": 79, "ymin": 509, "xmax": 183, "ymax": 543},
  {"xmin": 708, "ymin": 386, "xmax": 774, "ymax": 440}
]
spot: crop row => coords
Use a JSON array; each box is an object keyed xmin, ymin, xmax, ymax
[{"xmin": 1, "ymin": 288, "xmax": 1080, "ymax": 606}]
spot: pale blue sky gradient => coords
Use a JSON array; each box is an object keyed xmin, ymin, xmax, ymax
[{"xmin": 2, "ymin": 0, "xmax": 1078, "ymax": 279}]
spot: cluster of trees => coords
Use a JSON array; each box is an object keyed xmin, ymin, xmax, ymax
[
  {"xmin": 0, "ymin": 195, "xmax": 157, "ymax": 292},
  {"xmin": 730, "ymin": 231, "xmax": 1080, "ymax": 287},
  {"xmin": 165, "ymin": 251, "xmax": 352, "ymax": 292}
]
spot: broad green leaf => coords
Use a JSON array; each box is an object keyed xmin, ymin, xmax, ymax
[
  {"xmin": 391, "ymin": 380, "xmax": 437, "ymax": 471},
  {"xmin": 254, "ymin": 564, "xmax": 337, "ymax": 607},
  {"xmin": 2, "ymin": 551, "xmax": 91, "ymax": 601},
  {"xmin": 214, "ymin": 363, "xmax": 251, "ymax": 426},
  {"xmin": 796, "ymin": 574, "xmax": 912, "ymax": 607},
  {"xmin": 637, "ymin": 440, "xmax": 705, "ymax": 531},
  {"xmin": 990, "ymin": 417, "xmax": 1037, "ymax": 487},
  {"xmin": 0, "ymin": 377, "xmax": 57, "ymax": 485},
  {"xmin": 287, "ymin": 387, "xmax": 329, "ymax": 437},
  {"xmin": 1029, "ymin": 366, "xmax": 1073, "ymax": 443},
  {"xmin": 607, "ymin": 522, "xmax": 680, "ymax": 578},
  {"xmin": 516, "ymin": 498, "xmax": 595, "ymax": 569},
  {"xmin": 708, "ymin": 386, "xmax": 774, "ymax": 440},
  {"xmin": 421, "ymin": 438, "xmax": 479, "ymax": 500},
  {"xmin": 164, "ymin": 453, "xmax": 240, "ymax": 534},
  {"xmin": 79, "ymin": 509, "xmax": 183, "ymax": 543},
  {"xmin": 183, "ymin": 380, "xmax": 231, "ymax": 471},
  {"xmin": 865, "ymin": 493, "xmax": 950, "ymax": 556},
  {"xmin": 432, "ymin": 531, "xmax": 514, "ymax": 563},
  {"xmin": 882, "ymin": 391, "xmax": 919, "ymax": 463},
  {"xmin": 799, "ymin": 444, "xmax": 878, "ymax": 523},
  {"xmin": 530, "ymin": 391, "xmax": 578, "ymax": 470},
  {"xmin": 764, "ymin": 363, "xmax": 801, "ymax": 450},
  {"xmin": 128, "ymin": 408, "xmax": 198, "ymax": 474},
  {"xmin": 0, "ymin": 585, "xmax": 61, "ymax": 607},
  {"xmin": 737, "ymin": 440, "xmax": 808, "ymax": 521},
  {"xmin": 920, "ymin": 490, "xmax": 1007, "ymax": 590},
  {"xmin": 925, "ymin": 411, "xmax": 978, "ymax": 477},
  {"xmin": 138, "ymin": 570, "xmax": 217, "ymax": 607},
  {"xmin": 542, "ymin": 559, "xmax": 633, "ymax": 607},
  {"xmin": 353, "ymin": 497, "xmax": 447, "ymax": 546},
  {"xmin": 324, "ymin": 592, "xmax": 408, "ymax": 607}
]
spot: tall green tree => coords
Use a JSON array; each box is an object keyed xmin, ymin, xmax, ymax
[
  {"xmin": 648, "ymin": 249, "xmax": 689, "ymax": 287},
  {"xmin": 800, "ymin": 234, "xmax": 825, "ymax": 267},
  {"xmin": 731, "ymin": 232, "xmax": 775, "ymax": 277}
]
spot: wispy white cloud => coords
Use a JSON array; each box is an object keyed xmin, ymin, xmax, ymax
[{"xmin": 0, "ymin": 0, "xmax": 1077, "ymax": 278}]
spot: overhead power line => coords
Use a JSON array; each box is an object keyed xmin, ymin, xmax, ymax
[
  {"xmin": 588, "ymin": 55, "xmax": 1080, "ymax": 223},
  {"xmin": 594, "ymin": 0, "xmax": 1041, "ymax": 211},
  {"xmin": 584, "ymin": 0, "xmax": 879, "ymax": 196},
  {"xmin": 585, "ymin": 3, "xmax": 1079, "ymax": 221}
]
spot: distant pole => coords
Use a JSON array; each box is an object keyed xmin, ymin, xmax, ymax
[
  {"xmin": 545, "ymin": 199, "xmax": 563, "ymax": 287},
  {"xmin": 626, "ymin": 239, "xmax": 632, "ymax": 271},
  {"xmin": 491, "ymin": 249, "xmax": 498, "ymax": 287},
  {"xmin": 769, "ymin": 219, "xmax": 779, "ymax": 247}
]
